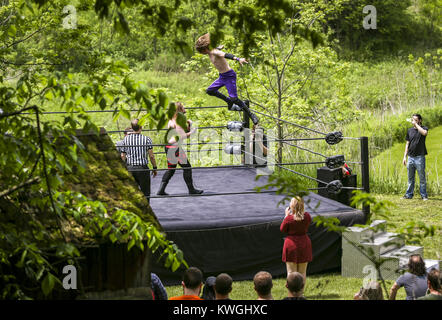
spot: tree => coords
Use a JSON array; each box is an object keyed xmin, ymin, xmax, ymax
[
  {"xmin": 2, "ymin": 0, "xmax": 324, "ymax": 299},
  {"xmin": 237, "ymin": 5, "xmax": 354, "ymax": 164}
]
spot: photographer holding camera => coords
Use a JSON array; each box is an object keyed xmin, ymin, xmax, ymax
[{"xmin": 402, "ymin": 114, "xmax": 429, "ymax": 200}]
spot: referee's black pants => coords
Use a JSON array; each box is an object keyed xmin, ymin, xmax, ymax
[{"xmin": 127, "ymin": 165, "xmax": 151, "ymax": 203}]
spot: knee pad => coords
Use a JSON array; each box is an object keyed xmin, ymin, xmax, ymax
[{"xmin": 206, "ymin": 89, "xmax": 216, "ymax": 96}]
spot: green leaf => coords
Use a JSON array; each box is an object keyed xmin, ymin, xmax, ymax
[
  {"xmin": 99, "ymin": 97, "xmax": 107, "ymax": 109},
  {"xmin": 7, "ymin": 25, "xmax": 17, "ymax": 37},
  {"xmin": 127, "ymin": 239, "xmax": 135, "ymax": 251},
  {"xmin": 176, "ymin": 111, "xmax": 187, "ymax": 130},
  {"xmin": 158, "ymin": 91, "xmax": 168, "ymax": 108},
  {"xmin": 172, "ymin": 259, "xmax": 180, "ymax": 272},
  {"xmin": 109, "ymin": 233, "xmax": 117, "ymax": 243},
  {"xmin": 167, "ymin": 102, "xmax": 176, "ymax": 119},
  {"xmin": 41, "ymin": 273, "xmax": 57, "ymax": 296},
  {"xmin": 118, "ymin": 108, "xmax": 131, "ymax": 120},
  {"xmin": 102, "ymin": 225, "xmax": 112, "ymax": 237},
  {"xmin": 156, "ymin": 115, "xmax": 167, "ymax": 131},
  {"xmin": 148, "ymin": 235, "xmax": 156, "ymax": 249}
]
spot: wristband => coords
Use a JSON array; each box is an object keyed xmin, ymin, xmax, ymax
[
  {"xmin": 153, "ymin": 166, "xmax": 157, "ymax": 170},
  {"xmin": 224, "ymin": 53, "xmax": 235, "ymax": 60}
]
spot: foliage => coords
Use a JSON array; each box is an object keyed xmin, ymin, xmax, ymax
[
  {"xmin": 323, "ymin": 0, "xmax": 442, "ymax": 59},
  {"xmin": 0, "ymin": 0, "xmax": 188, "ymax": 299},
  {"xmin": 255, "ymin": 170, "xmax": 308, "ymax": 206}
]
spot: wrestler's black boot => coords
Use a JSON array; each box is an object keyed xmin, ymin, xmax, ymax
[
  {"xmin": 183, "ymin": 167, "xmax": 203, "ymax": 194},
  {"xmin": 232, "ymin": 99, "xmax": 259, "ymax": 124},
  {"xmin": 156, "ymin": 181, "xmax": 169, "ymax": 195},
  {"xmin": 207, "ymin": 89, "xmax": 231, "ymax": 105},
  {"xmin": 242, "ymin": 100, "xmax": 259, "ymax": 125},
  {"xmin": 157, "ymin": 170, "xmax": 174, "ymax": 195}
]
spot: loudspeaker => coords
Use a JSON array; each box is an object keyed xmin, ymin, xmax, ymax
[{"xmin": 317, "ymin": 166, "xmax": 357, "ymax": 207}]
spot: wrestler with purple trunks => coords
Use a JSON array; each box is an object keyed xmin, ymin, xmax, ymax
[{"xmin": 195, "ymin": 33, "xmax": 259, "ymax": 125}]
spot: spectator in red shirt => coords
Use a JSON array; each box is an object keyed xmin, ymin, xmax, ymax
[
  {"xmin": 169, "ymin": 267, "xmax": 204, "ymax": 300},
  {"xmin": 280, "ymin": 196, "xmax": 312, "ymax": 285}
]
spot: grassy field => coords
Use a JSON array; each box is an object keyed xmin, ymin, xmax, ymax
[{"xmin": 165, "ymin": 193, "xmax": 440, "ymax": 300}]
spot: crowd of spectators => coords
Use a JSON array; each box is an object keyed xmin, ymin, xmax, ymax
[
  {"xmin": 150, "ymin": 254, "xmax": 441, "ymax": 301},
  {"xmin": 145, "ymin": 195, "xmax": 440, "ymax": 301}
]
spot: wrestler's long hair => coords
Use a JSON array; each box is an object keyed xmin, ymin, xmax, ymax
[
  {"xmin": 195, "ymin": 33, "xmax": 210, "ymax": 53},
  {"xmin": 290, "ymin": 196, "xmax": 304, "ymax": 221},
  {"xmin": 173, "ymin": 102, "xmax": 185, "ymax": 119}
]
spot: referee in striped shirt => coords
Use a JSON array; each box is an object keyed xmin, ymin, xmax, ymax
[{"xmin": 122, "ymin": 119, "xmax": 158, "ymax": 203}]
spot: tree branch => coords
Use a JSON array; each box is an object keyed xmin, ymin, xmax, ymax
[
  {"xmin": 0, "ymin": 58, "xmax": 67, "ymax": 66},
  {"xmin": 0, "ymin": 176, "xmax": 41, "ymax": 198},
  {"xmin": 2, "ymin": 26, "xmax": 46, "ymax": 50}
]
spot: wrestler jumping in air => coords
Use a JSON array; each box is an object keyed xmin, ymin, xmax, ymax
[
  {"xmin": 195, "ymin": 33, "xmax": 259, "ymax": 125},
  {"xmin": 157, "ymin": 102, "xmax": 203, "ymax": 196}
]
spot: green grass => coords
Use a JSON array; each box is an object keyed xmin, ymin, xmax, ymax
[
  {"xmin": 374, "ymin": 194, "xmax": 441, "ymax": 260},
  {"xmin": 370, "ymin": 126, "xmax": 442, "ymax": 195}
]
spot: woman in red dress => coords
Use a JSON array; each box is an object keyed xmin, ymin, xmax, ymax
[{"xmin": 280, "ymin": 196, "xmax": 312, "ymax": 283}]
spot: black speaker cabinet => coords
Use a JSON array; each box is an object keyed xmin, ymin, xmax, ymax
[{"xmin": 317, "ymin": 166, "xmax": 357, "ymax": 207}]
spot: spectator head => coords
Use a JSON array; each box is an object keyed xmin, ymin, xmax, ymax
[
  {"xmin": 358, "ymin": 281, "xmax": 384, "ymax": 300},
  {"xmin": 124, "ymin": 127, "xmax": 132, "ymax": 136},
  {"xmin": 252, "ymin": 123, "xmax": 264, "ymax": 133},
  {"xmin": 215, "ymin": 273, "xmax": 233, "ymax": 298},
  {"xmin": 412, "ymin": 113, "xmax": 423, "ymax": 124},
  {"xmin": 195, "ymin": 33, "xmax": 211, "ymax": 54},
  {"xmin": 427, "ymin": 268, "xmax": 441, "ymax": 293},
  {"xmin": 253, "ymin": 271, "xmax": 273, "ymax": 299},
  {"xmin": 201, "ymin": 276, "xmax": 216, "ymax": 300},
  {"xmin": 286, "ymin": 272, "xmax": 304, "ymax": 296},
  {"xmin": 290, "ymin": 196, "xmax": 305, "ymax": 220},
  {"xmin": 408, "ymin": 254, "xmax": 426, "ymax": 276},
  {"xmin": 131, "ymin": 119, "xmax": 141, "ymax": 132},
  {"xmin": 182, "ymin": 267, "xmax": 203, "ymax": 293}
]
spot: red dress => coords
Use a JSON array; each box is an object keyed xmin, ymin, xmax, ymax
[{"xmin": 280, "ymin": 212, "xmax": 312, "ymax": 263}]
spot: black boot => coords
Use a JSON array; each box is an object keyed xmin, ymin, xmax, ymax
[
  {"xmin": 183, "ymin": 167, "xmax": 203, "ymax": 194},
  {"xmin": 157, "ymin": 181, "xmax": 169, "ymax": 195},
  {"xmin": 207, "ymin": 89, "xmax": 231, "ymax": 105},
  {"xmin": 186, "ymin": 178, "xmax": 203, "ymax": 194},
  {"xmin": 243, "ymin": 100, "xmax": 259, "ymax": 125},
  {"xmin": 188, "ymin": 186, "xmax": 203, "ymax": 195}
]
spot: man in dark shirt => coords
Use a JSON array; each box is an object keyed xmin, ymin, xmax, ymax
[
  {"xmin": 402, "ymin": 114, "xmax": 429, "ymax": 200},
  {"xmin": 122, "ymin": 119, "xmax": 157, "ymax": 203},
  {"xmin": 418, "ymin": 269, "xmax": 442, "ymax": 300}
]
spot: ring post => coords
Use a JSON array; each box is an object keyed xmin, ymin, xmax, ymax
[
  {"xmin": 360, "ymin": 136, "xmax": 370, "ymax": 217},
  {"xmin": 243, "ymin": 108, "xmax": 251, "ymax": 165}
]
